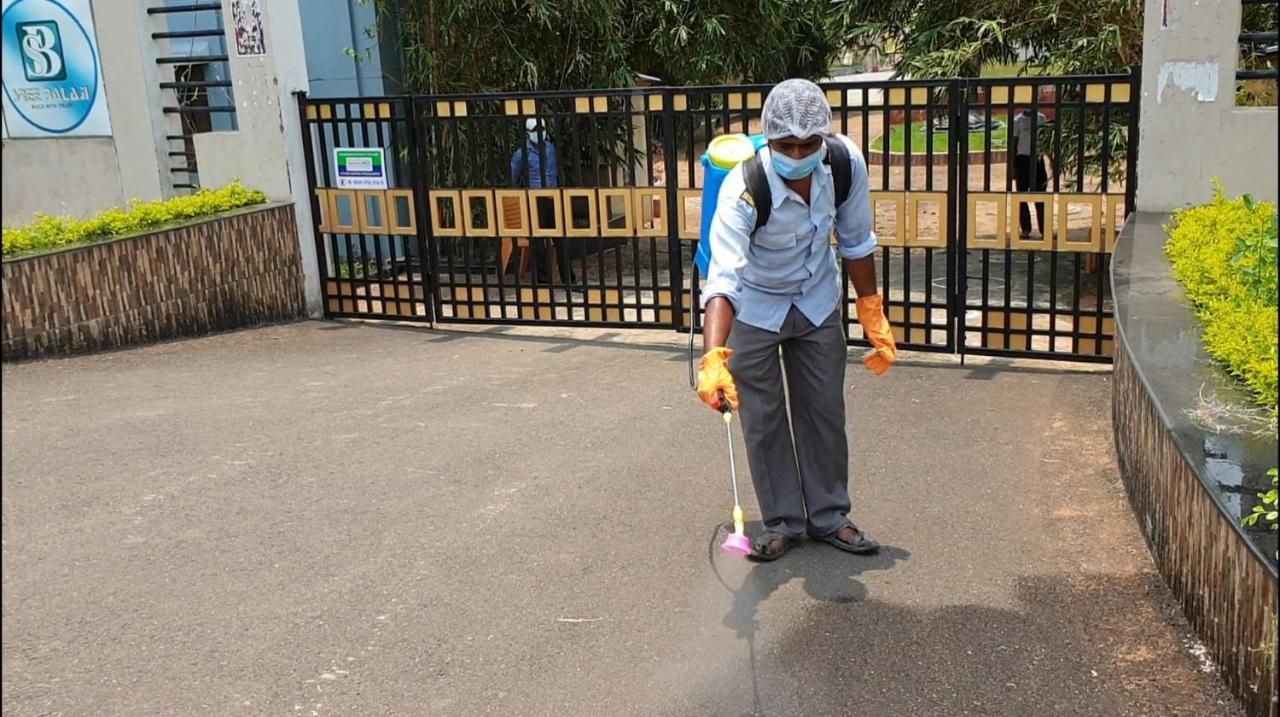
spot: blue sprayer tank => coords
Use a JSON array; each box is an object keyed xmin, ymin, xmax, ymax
[{"xmin": 694, "ymin": 133, "xmax": 767, "ymax": 278}]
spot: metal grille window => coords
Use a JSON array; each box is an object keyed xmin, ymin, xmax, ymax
[
  {"xmin": 149, "ymin": 2, "xmax": 239, "ymax": 192},
  {"xmin": 1238, "ymin": 0, "xmax": 1279, "ymax": 105}
]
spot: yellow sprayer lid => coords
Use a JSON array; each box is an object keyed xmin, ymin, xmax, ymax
[{"xmin": 707, "ymin": 134, "xmax": 756, "ymax": 170}]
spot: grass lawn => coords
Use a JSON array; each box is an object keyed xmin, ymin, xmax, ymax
[{"xmin": 870, "ymin": 123, "xmax": 1008, "ymax": 154}]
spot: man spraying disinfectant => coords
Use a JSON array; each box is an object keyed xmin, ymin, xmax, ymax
[{"xmin": 698, "ymin": 79, "xmax": 897, "ymax": 562}]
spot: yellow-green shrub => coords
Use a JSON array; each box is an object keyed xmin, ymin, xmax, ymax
[
  {"xmin": 1166, "ymin": 182, "xmax": 1278, "ymax": 413},
  {"xmin": 2, "ymin": 181, "xmax": 267, "ymax": 258}
]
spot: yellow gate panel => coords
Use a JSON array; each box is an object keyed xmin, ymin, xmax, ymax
[
  {"xmin": 494, "ymin": 190, "xmax": 530, "ymax": 237},
  {"xmin": 634, "ymin": 188, "xmax": 667, "ymax": 237},
  {"xmin": 870, "ymin": 191, "xmax": 906, "ymax": 247},
  {"xmin": 598, "ymin": 188, "xmax": 635, "ymax": 237},
  {"xmin": 1055, "ymin": 194, "xmax": 1103, "ymax": 253},
  {"xmin": 563, "ymin": 189, "xmax": 598, "ymax": 237},
  {"xmin": 907, "ymin": 192, "xmax": 948, "ymax": 249},
  {"xmin": 967, "ymin": 193, "xmax": 1008, "ymax": 250},
  {"xmin": 428, "ymin": 190, "xmax": 463, "ymax": 237},
  {"xmin": 460, "ymin": 190, "xmax": 496, "ymax": 237},
  {"xmin": 1009, "ymin": 194, "xmax": 1054, "ymax": 251},
  {"xmin": 385, "ymin": 189, "xmax": 417, "ymax": 236}
]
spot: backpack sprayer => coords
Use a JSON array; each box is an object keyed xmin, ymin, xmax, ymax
[
  {"xmin": 689, "ymin": 133, "xmax": 765, "ymax": 556},
  {"xmin": 686, "ymin": 132, "xmax": 764, "ymax": 389}
]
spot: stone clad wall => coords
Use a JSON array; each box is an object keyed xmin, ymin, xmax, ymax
[
  {"xmin": 1113, "ymin": 346, "xmax": 1278, "ymax": 716},
  {"xmin": 1111, "ymin": 213, "xmax": 1279, "ymax": 717},
  {"xmin": 2, "ymin": 204, "xmax": 306, "ymax": 361}
]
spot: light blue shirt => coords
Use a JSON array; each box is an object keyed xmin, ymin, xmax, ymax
[{"xmin": 702, "ymin": 135, "xmax": 876, "ymax": 333}]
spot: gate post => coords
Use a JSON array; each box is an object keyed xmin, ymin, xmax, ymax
[
  {"xmin": 295, "ymin": 91, "xmax": 330, "ymax": 319},
  {"xmin": 951, "ymin": 79, "xmax": 969, "ymax": 360},
  {"xmin": 405, "ymin": 97, "xmax": 437, "ymax": 326},
  {"xmin": 1125, "ymin": 65, "xmax": 1142, "ymax": 215},
  {"xmin": 662, "ymin": 89, "xmax": 684, "ymax": 332}
]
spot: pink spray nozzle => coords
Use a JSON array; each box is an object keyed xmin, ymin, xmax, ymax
[{"xmin": 721, "ymin": 531, "xmax": 751, "ymax": 556}]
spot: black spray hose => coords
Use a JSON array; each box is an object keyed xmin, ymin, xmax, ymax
[{"xmin": 691, "ymin": 280, "xmax": 701, "ymax": 391}]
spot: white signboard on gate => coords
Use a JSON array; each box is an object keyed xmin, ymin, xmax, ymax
[{"xmin": 334, "ymin": 147, "xmax": 388, "ymax": 190}]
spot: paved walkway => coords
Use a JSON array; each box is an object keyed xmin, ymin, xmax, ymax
[{"xmin": 1, "ymin": 322, "xmax": 1241, "ymax": 716}]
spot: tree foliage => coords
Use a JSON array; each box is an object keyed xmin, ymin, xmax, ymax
[
  {"xmin": 365, "ymin": 0, "xmax": 1148, "ymax": 191},
  {"xmin": 369, "ymin": 0, "xmax": 1148, "ymax": 93},
  {"xmin": 832, "ymin": 1, "xmax": 1143, "ymax": 189},
  {"xmin": 838, "ymin": 0, "xmax": 1143, "ymax": 78},
  {"xmin": 626, "ymin": 1, "xmax": 844, "ymax": 86},
  {"xmin": 373, "ymin": 0, "xmax": 850, "ymax": 94}
]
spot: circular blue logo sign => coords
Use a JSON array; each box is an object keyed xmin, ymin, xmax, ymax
[{"xmin": 1, "ymin": 0, "xmax": 102, "ymax": 135}]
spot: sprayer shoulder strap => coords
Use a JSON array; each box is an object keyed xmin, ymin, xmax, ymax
[
  {"xmin": 826, "ymin": 135, "xmax": 853, "ymax": 211},
  {"xmin": 742, "ymin": 134, "xmax": 853, "ymax": 234},
  {"xmin": 740, "ymin": 155, "xmax": 771, "ymax": 233}
]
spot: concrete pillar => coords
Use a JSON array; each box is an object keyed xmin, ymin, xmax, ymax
[
  {"xmin": 1136, "ymin": 0, "xmax": 1278, "ymax": 211},
  {"xmin": 193, "ymin": 0, "xmax": 321, "ymax": 316},
  {"xmin": 109, "ymin": 2, "xmax": 173, "ymax": 201}
]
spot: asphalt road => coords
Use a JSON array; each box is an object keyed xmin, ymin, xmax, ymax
[{"xmin": 1, "ymin": 321, "xmax": 1240, "ymax": 716}]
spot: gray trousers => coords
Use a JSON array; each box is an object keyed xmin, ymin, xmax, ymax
[{"xmin": 727, "ymin": 306, "xmax": 850, "ymax": 539}]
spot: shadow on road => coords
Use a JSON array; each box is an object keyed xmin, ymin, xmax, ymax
[
  {"xmin": 318, "ymin": 319, "xmax": 1108, "ymax": 377},
  {"xmin": 706, "ymin": 522, "xmax": 912, "ymax": 717}
]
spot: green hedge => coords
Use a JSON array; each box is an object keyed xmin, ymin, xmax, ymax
[
  {"xmin": 1166, "ymin": 183, "xmax": 1278, "ymax": 413},
  {"xmin": 2, "ymin": 181, "xmax": 267, "ymax": 259}
]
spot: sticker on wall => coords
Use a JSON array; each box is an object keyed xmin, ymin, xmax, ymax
[
  {"xmin": 0, "ymin": 0, "xmax": 112, "ymax": 138},
  {"xmin": 231, "ymin": 0, "xmax": 266, "ymax": 57},
  {"xmin": 334, "ymin": 148, "xmax": 388, "ymax": 190}
]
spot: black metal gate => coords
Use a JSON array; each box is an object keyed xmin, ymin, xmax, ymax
[
  {"xmin": 297, "ymin": 70, "xmax": 1138, "ymax": 362},
  {"xmin": 955, "ymin": 74, "xmax": 1137, "ymax": 362}
]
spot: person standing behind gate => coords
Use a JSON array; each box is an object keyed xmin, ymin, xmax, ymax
[
  {"xmin": 1011, "ymin": 108, "xmax": 1050, "ymax": 239},
  {"xmin": 696, "ymin": 79, "xmax": 897, "ymax": 562},
  {"xmin": 510, "ymin": 118, "xmax": 577, "ymax": 285}
]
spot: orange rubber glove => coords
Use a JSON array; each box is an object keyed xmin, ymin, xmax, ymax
[
  {"xmin": 697, "ymin": 347, "xmax": 740, "ymax": 411},
  {"xmin": 856, "ymin": 294, "xmax": 897, "ymax": 376}
]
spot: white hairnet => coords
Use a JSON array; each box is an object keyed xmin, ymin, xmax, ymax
[
  {"xmin": 525, "ymin": 117, "xmax": 545, "ymax": 131},
  {"xmin": 760, "ymin": 79, "xmax": 831, "ymax": 140}
]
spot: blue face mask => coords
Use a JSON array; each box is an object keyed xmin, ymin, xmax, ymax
[
  {"xmin": 528, "ymin": 130, "xmax": 545, "ymax": 144},
  {"xmin": 771, "ymin": 144, "xmax": 825, "ymax": 180}
]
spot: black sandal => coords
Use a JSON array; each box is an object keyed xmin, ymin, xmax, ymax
[
  {"xmin": 819, "ymin": 523, "xmax": 880, "ymax": 555},
  {"xmin": 748, "ymin": 534, "xmax": 798, "ymax": 562}
]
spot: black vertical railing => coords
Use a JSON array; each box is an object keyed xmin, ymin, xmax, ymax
[{"xmin": 148, "ymin": 2, "xmax": 237, "ymax": 192}]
